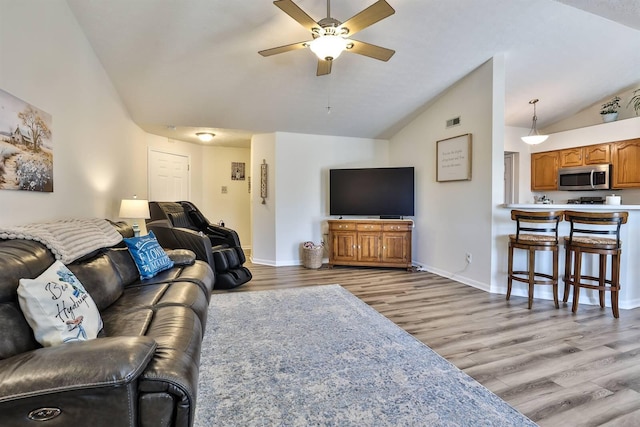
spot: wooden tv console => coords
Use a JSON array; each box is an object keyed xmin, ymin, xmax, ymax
[{"xmin": 327, "ymin": 219, "xmax": 413, "ymax": 270}]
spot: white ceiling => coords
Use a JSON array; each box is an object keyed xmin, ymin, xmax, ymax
[{"xmin": 66, "ymin": 0, "xmax": 640, "ymax": 148}]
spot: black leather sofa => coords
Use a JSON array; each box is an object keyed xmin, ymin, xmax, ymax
[
  {"xmin": 147, "ymin": 201, "xmax": 251, "ymax": 289},
  {"xmin": 0, "ymin": 222, "xmax": 214, "ymax": 427}
]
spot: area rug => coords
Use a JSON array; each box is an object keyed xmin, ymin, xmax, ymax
[{"xmin": 195, "ymin": 285, "xmax": 536, "ymax": 426}]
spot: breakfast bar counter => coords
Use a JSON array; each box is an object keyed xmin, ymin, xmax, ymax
[
  {"xmin": 503, "ymin": 203, "xmax": 640, "ymax": 211},
  {"xmin": 493, "ymin": 204, "xmax": 640, "ymax": 310}
]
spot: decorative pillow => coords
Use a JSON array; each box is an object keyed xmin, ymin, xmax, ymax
[
  {"xmin": 123, "ymin": 230, "xmax": 174, "ymax": 280},
  {"xmin": 18, "ymin": 260, "xmax": 103, "ymax": 347}
]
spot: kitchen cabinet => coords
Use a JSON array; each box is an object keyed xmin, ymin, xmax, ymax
[
  {"xmin": 328, "ymin": 220, "xmax": 412, "ymax": 270},
  {"xmin": 612, "ymin": 138, "xmax": 640, "ymax": 189},
  {"xmin": 559, "ymin": 144, "xmax": 611, "ymax": 167},
  {"xmin": 531, "ymin": 151, "xmax": 558, "ymax": 191}
]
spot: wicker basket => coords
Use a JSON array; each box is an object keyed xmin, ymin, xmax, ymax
[{"xmin": 302, "ymin": 246, "xmax": 324, "ymax": 269}]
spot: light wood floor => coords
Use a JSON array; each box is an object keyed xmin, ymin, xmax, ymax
[{"xmin": 220, "ymin": 262, "xmax": 640, "ymax": 427}]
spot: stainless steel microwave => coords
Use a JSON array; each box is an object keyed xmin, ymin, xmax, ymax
[{"xmin": 557, "ymin": 164, "xmax": 611, "ymax": 191}]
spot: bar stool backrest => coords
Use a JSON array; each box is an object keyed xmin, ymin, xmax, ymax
[
  {"xmin": 564, "ymin": 210, "xmax": 628, "ymax": 249},
  {"xmin": 510, "ymin": 210, "xmax": 564, "ymax": 244}
]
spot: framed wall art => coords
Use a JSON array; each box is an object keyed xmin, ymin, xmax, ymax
[
  {"xmin": 436, "ymin": 133, "xmax": 472, "ymax": 182},
  {"xmin": 260, "ymin": 159, "xmax": 268, "ymax": 204},
  {"xmin": 0, "ymin": 88, "xmax": 53, "ymax": 192},
  {"xmin": 231, "ymin": 162, "xmax": 245, "ymax": 180}
]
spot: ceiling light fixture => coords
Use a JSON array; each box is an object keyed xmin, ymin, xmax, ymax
[
  {"xmin": 196, "ymin": 132, "xmax": 215, "ymax": 142},
  {"xmin": 309, "ymin": 31, "xmax": 350, "ymax": 61},
  {"xmin": 521, "ymin": 99, "xmax": 549, "ymax": 145}
]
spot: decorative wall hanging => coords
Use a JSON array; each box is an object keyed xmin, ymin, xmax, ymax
[
  {"xmin": 231, "ymin": 162, "xmax": 245, "ymax": 180},
  {"xmin": 260, "ymin": 159, "xmax": 268, "ymax": 204},
  {"xmin": 0, "ymin": 88, "xmax": 53, "ymax": 192},
  {"xmin": 436, "ymin": 133, "xmax": 472, "ymax": 182}
]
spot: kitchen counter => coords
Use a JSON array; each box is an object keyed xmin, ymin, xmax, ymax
[
  {"xmin": 493, "ymin": 204, "xmax": 640, "ymax": 311},
  {"xmin": 503, "ymin": 203, "xmax": 640, "ymax": 210}
]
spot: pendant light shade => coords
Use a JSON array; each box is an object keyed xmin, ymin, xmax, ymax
[{"xmin": 521, "ymin": 99, "xmax": 549, "ymax": 145}]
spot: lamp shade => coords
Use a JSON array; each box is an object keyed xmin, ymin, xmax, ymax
[
  {"xmin": 309, "ymin": 35, "xmax": 349, "ymax": 61},
  {"xmin": 119, "ymin": 199, "xmax": 150, "ymax": 219},
  {"xmin": 521, "ymin": 134, "xmax": 549, "ymax": 145}
]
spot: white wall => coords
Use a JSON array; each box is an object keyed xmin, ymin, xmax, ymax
[
  {"xmin": 390, "ymin": 59, "xmax": 499, "ymax": 291},
  {"xmin": 201, "ymin": 145, "xmax": 251, "ymax": 248},
  {"xmin": 274, "ymin": 132, "xmax": 388, "ymax": 265},
  {"xmin": 250, "ymin": 132, "xmax": 388, "ymax": 266},
  {"xmin": 543, "ymin": 86, "xmax": 640, "ymax": 134},
  {"xmin": 251, "ymin": 133, "xmax": 276, "ymax": 264},
  {"xmin": 0, "ymin": 0, "xmax": 149, "ymax": 226}
]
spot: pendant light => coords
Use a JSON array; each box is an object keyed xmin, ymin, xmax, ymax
[{"xmin": 521, "ymin": 99, "xmax": 549, "ymax": 145}]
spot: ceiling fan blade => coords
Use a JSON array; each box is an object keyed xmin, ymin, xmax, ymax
[
  {"xmin": 273, "ymin": 0, "xmax": 319, "ymax": 32},
  {"xmin": 347, "ymin": 40, "xmax": 395, "ymax": 61},
  {"xmin": 259, "ymin": 41, "xmax": 310, "ymax": 57},
  {"xmin": 317, "ymin": 59, "xmax": 332, "ymax": 76},
  {"xmin": 339, "ymin": 0, "xmax": 395, "ymax": 36}
]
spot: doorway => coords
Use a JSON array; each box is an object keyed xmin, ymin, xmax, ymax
[
  {"xmin": 148, "ymin": 149, "xmax": 190, "ymax": 201},
  {"xmin": 504, "ymin": 152, "xmax": 518, "ymax": 204}
]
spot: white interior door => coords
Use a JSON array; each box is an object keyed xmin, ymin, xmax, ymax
[
  {"xmin": 504, "ymin": 152, "xmax": 516, "ymax": 204},
  {"xmin": 148, "ymin": 149, "xmax": 190, "ymax": 201}
]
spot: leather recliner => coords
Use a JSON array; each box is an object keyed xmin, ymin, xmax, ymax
[{"xmin": 146, "ymin": 201, "xmax": 252, "ymax": 289}]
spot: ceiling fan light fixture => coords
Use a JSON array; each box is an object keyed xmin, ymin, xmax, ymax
[
  {"xmin": 309, "ymin": 34, "xmax": 349, "ymax": 61},
  {"xmin": 521, "ymin": 99, "xmax": 549, "ymax": 145},
  {"xmin": 196, "ymin": 132, "xmax": 215, "ymax": 142}
]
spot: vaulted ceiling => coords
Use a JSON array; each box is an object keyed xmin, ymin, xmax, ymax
[{"xmin": 67, "ymin": 0, "xmax": 640, "ymax": 147}]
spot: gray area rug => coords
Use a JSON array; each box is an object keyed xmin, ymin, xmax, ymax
[{"xmin": 195, "ymin": 285, "xmax": 536, "ymax": 426}]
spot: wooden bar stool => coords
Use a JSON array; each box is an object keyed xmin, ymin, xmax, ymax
[
  {"xmin": 562, "ymin": 210, "xmax": 628, "ymax": 318},
  {"xmin": 507, "ymin": 210, "xmax": 563, "ymax": 309}
]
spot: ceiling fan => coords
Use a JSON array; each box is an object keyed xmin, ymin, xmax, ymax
[{"xmin": 259, "ymin": 0, "xmax": 395, "ymax": 76}]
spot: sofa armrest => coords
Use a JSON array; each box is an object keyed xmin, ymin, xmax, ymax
[
  {"xmin": 166, "ymin": 248, "xmax": 196, "ymax": 266},
  {"xmin": 204, "ymin": 224, "xmax": 241, "ymax": 247},
  {"xmin": 0, "ymin": 336, "xmax": 157, "ymax": 402}
]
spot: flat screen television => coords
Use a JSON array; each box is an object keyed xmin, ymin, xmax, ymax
[{"xmin": 329, "ymin": 167, "xmax": 415, "ymax": 218}]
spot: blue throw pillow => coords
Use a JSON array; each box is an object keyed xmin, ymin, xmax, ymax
[{"xmin": 123, "ymin": 230, "xmax": 174, "ymax": 280}]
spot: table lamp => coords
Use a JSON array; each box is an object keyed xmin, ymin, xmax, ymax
[{"xmin": 119, "ymin": 196, "xmax": 150, "ymax": 237}]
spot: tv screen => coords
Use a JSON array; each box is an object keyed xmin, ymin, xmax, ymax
[{"xmin": 329, "ymin": 167, "xmax": 415, "ymax": 217}]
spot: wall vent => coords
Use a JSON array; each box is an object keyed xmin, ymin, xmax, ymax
[{"xmin": 446, "ymin": 116, "xmax": 461, "ymax": 128}]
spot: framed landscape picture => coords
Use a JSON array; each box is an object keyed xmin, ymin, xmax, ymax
[
  {"xmin": 436, "ymin": 133, "xmax": 472, "ymax": 182},
  {"xmin": 0, "ymin": 89, "xmax": 53, "ymax": 192}
]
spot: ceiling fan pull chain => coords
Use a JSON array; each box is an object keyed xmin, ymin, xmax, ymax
[{"xmin": 326, "ymin": 73, "xmax": 332, "ymax": 114}]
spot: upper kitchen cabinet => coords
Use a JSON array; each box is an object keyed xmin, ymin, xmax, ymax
[
  {"xmin": 612, "ymin": 138, "xmax": 640, "ymax": 189},
  {"xmin": 559, "ymin": 143, "xmax": 611, "ymax": 168},
  {"xmin": 531, "ymin": 151, "xmax": 559, "ymax": 191}
]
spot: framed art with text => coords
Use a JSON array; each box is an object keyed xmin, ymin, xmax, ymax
[{"xmin": 436, "ymin": 133, "xmax": 472, "ymax": 182}]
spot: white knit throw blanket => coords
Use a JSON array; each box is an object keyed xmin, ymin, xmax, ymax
[{"xmin": 0, "ymin": 218, "xmax": 123, "ymax": 263}]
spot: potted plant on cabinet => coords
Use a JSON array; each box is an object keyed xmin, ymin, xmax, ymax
[
  {"xmin": 600, "ymin": 96, "xmax": 621, "ymax": 122},
  {"xmin": 628, "ymin": 89, "xmax": 640, "ymax": 116}
]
